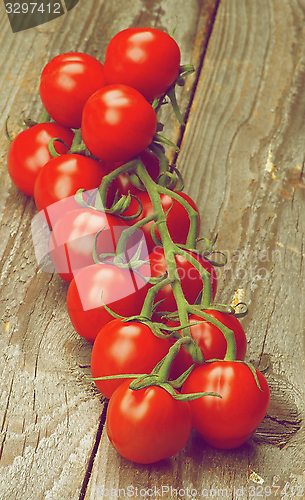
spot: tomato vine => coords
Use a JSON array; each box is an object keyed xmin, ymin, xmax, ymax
[{"xmin": 6, "ymin": 25, "xmax": 270, "ymax": 464}]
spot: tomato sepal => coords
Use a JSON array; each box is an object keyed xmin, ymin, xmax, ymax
[
  {"xmin": 47, "ymin": 136, "xmax": 88, "ymax": 158},
  {"xmin": 88, "ymin": 316, "xmax": 222, "ymax": 404},
  {"xmin": 177, "ymin": 64, "xmax": 195, "ymax": 83},
  {"xmin": 238, "ymin": 361, "xmax": 264, "ymax": 391},
  {"xmin": 156, "ymin": 165, "xmax": 184, "ymax": 191},
  {"xmin": 129, "ymin": 376, "xmax": 221, "ymax": 403},
  {"xmin": 148, "ymin": 141, "xmax": 170, "ymax": 175},
  {"xmin": 166, "ymin": 84, "xmax": 184, "ymax": 124},
  {"xmin": 204, "ymin": 250, "xmax": 228, "ymax": 267},
  {"xmin": 23, "ymin": 117, "xmax": 40, "ymax": 128},
  {"xmin": 149, "ymin": 220, "xmax": 163, "ymax": 247},
  {"xmin": 153, "ymin": 132, "xmax": 180, "ymax": 152}
]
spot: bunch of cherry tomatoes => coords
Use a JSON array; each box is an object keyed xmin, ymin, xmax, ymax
[{"xmin": 6, "ymin": 27, "xmax": 270, "ymax": 464}]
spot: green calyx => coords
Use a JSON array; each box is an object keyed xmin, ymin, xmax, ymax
[
  {"xmin": 48, "ymin": 129, "xmax": 89, "ymax": 158},
  {"xmin": 151, "ymin": 61, "xmax": 195, "ymax": 125},
  {"xmin": 91, "ymin": 336, "xmax": 222, "ymax": 402}
]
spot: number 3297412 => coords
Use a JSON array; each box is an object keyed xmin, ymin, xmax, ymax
[
  {"xmin": 249, "ymin": 484, "xmax": 304, "ymax": 497},
  {"xmin": 5, "ymin": 3, "xmax": 62, "ymax": 14}
]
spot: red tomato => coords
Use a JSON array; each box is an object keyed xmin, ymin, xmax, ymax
[
  {"xmin": 124, "ymin": 191, "xmax": 200, "ymax": 256},
  {"xmin": 7, "ymin": 123, "xmax": 74, "ymax": 198},
  {"xmin": 181, "ymin": 361, "xmax": 270, "ymax": 449},
  {"xmin": 109, "ymin": 149, "xmax": 160, "ymax": 197},
  {"xmin": 39, "ymin": 53, "xmax": 106, "ymax": 128},
  {"xmin": 106, "ymin": 380, "xmax": 192, "ymax": 463},
  {"xmin": 104, "ymin": 28, "xmax": 181, "ymax": 102},
  {"xmin": 169, "ymin": 310, "xmax": 247, "ymax": 380},
  {"xmin": 66, "ymin": 263, "xmax": 150, "ymax": 344},
  {"xmin": 34, "ymin": 154, "xmax": 114, "ymax": 228},
  {"xmin": 49, "ymin": 209, "xmax": 132, "ymax": 282},
  {"xmin": 81, "ymin": 84, "xmax": 157, "ymax": 163},
  {"xmin": 140, "ymin": 248, "xmax": 217, "ymax": 314},
  {"xmin": 91, "ymin": 319, "xmax": 171, "ymax": 399}
]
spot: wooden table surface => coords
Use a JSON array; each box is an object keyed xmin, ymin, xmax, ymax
[{"xmin": 1, "ymin": 0, "xmax": 305, "ymax": 499}]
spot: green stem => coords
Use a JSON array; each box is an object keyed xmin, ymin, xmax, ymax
[
  {"xmin": 173, "ymin": 247, "xmax": 212, "ymax": 308},
  {"xmin": 97, "ymin": 159, "xmax": 140, "ymax": 209},
  {"xmin": 153, "ymin": 132, "xmax": 180, "ymax": 152},
  {"xmin": 166, "ymin": 85, "xmax": 184, "ymax": 125},
  {"xmin": 156, "ymin": 185, "xmax": 199, "ymax": 249},
  {"xmin": 187, "ymin": 307, "xmax": 237, "ymax": 361},
  {"xmin": 94, "ymin": 156, "xmax": 214, "ymax": 366},
  {"xmin": 69, "ymin": 128, "xmax": 83, "ymax": 151},
  {"xmin": 157, "ymin": 337, "xmax": 192, "ymax": 383},
  {"xmin": 5, "ymin": 116, "xmax": 13, "ymax": 142},
  {"xmin": 134, "ymin": 161, "xmax": 192, "ymax": 338},
  {"xmin": 141, "ymin": 277, "xmax": 175, "ymax": 319},
  {"xmin": 149, "ymin": 142, "xmax": 170, "ymax": 174},
  {"xmin": 115, "ymin": 212, "xmax": 156, "ymax": 257},
  {"xmin": 40, "ymin": 108, "xmax": 51, "ymax": 123}
]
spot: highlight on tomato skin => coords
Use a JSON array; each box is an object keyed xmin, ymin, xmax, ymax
[
  {"xmin": 39, "ymin": 52, "xmax": 107, "ymax": 129},
  {"xmin": 31, "ymin": 191, "xmax": 149, "ymax": 281},
  {"xmin": 181, "ymin": 361, "xmax": 270, "ymax": 449},
  {"xmin": 81, "ymin": 84, "xmax": 157, "ymax": 164},
  {"xmin": 48, "ymin": 209, "xmax": 133, "ymax": 283},
  {"xmin": 33, "ymin": 154, "xmax": 115, "ymax": 229},
  {"xmin": 106, "ymin": 380, "xmax": 193, "ymax": 464},
  {"xmin": 103, "ymin": 27, "xmax": 181, "ymax": 102},
  {"xmin": 66, "ymin": 262, "xmax": 150, "ymax": 344},
  {"xmin": 90, "ymin": 319, "xmax": 171, "ymax": 399},
  {"xmin": 7, "ymin": 122, "xmax": 74, "ymax": 198}
]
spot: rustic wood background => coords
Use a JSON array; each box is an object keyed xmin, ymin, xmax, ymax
[{"xmin": 0, "ymin": 0, "xmax": 305, "ymax": 499}]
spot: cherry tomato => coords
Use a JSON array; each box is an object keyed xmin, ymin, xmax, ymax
[
  {"xmin": 123, "ymin": 191, "xmax": 200, "ymax": 256},
  {"xmin": 7, "ymin": 123, "xmax": 74, "ymax": 198},
  {"xmin": 109, "ymin": 149, "xmax": 160, "ymax": 197},
  {"xmin": 140, "ymin": 248, "xmax": 217, "ymax": 314},
  {"xmin": 91, "ymin": 319, "xmax": 171, "ymax": 399},
  {"xmin": 104, "ymin": 28, "xmax": 181, "ymax": 102},
  {"xmin": 66, "ymin": 263, "xmax": 150, "ymax": 344},
  {"xmin": 181, "ymin": 361, "xmax": 270, "ymax": 449},
  {"xmin": 81, "ymin": 84, "xmax": 157, "ymax": 163},
  {"xmin": 39, "ymin": 53, "xmax": 106, "ymax": 128},
  {"xmin": 49, "ymin": 209, "xmax": 132, "ymax": 282},
  {"xmin": 106, "ymin": 380, "xmax": 192, "ymax": 463},
  {"xmin": 34, "ymin": 154, "xmax": 114, "ymax": 228},
  {"xmin": 169, "ymin": 310, "xmax": 247, "ymax": 380}
]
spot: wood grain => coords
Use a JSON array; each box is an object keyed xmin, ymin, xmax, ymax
[{"xmin": 178, "ymin": 0, "xmax": 305, "ymax": 493}]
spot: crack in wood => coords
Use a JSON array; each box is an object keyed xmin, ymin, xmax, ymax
[
  {"xmin": 263, "ymin": 413, "xmax": 301, "ymax": 429},
  {"xmin": 0, "ymin": 433, "xmax": 7, "ymax": 465},
  {"xmin": 78, "ymin": 403, "xmax": 108, "ymax": 500},
  {"xmin": 259, "ymin": 293, "xmax": 277, "ymax": 362},
  {"xmin": 254, "ymin": 371, "xmax": 304, "ymax": 448},
  {"xmin": 65, "ymin": 390, "xmax": 70, "ymax": 430},
  {"xmin": 0, "ymin": 375, "xmax": 14, "ymax": 434},
  {"xmin": 172, "ymin": 0, "xmax": 222, "ymax": 168}
]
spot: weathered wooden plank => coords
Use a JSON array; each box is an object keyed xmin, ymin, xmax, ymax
[
  {"xmin": 86, "ymin": 0, "xmax": 305, "ymax": 498},
  {"xmin": 0, "ymin": 0, "xmax": 219, "ymax": 499}
]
